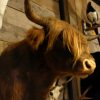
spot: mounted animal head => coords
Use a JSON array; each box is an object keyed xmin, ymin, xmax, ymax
[{"xmin": 24, "ymin": 0, "xmax": 96, "ymax": 78}]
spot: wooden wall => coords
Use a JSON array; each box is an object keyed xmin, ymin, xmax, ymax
[
  {"xmin": 0, "ymin": 0, "xmax": 59, "ymax": 53},
  {"xmin": 0, "ymin": 0, "xmax": 100, "ymax": 54}
]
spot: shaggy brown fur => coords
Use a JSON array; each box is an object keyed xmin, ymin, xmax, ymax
[
  {"xmin": 0, "ymin": 0, "xmax": 96, "ymax": 99},
  {"xmin": 45, "ymin": 18, "xmax": 90, "ymax": 62},
  {"xmin": 0, "ymin": 25, "xmax": 95, "ymax": 100}
]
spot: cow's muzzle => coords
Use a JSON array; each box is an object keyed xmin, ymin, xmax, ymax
[
  {"xmin": 83, "ymin": 59, "xmax": 96, "ymax": 74},
  {"xmin": 74, "ymin": 58, "xmax": 96, "ymax": 78}
]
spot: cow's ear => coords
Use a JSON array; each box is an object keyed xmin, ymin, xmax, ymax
[{"xmin": 26, "ymin": 28, "xmax": 45, "ymax": 50}]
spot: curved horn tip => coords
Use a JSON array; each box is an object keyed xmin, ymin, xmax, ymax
[{"xmin": 24, "ymin": 0, "xmax": 48, "ymax": 26}]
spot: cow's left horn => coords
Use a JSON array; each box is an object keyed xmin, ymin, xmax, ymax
[{"xmin": 24, "ymin": 0, "xmax": 49, "ymax": 26}]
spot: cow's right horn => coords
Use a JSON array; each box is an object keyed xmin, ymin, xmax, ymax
[
  {"xmin": 24, "ymin": 0, "xmax": 49, "ymax": 26},
  {"xmin": 86, "ymin": 34, "xmax": 100, "ymax": 41}
]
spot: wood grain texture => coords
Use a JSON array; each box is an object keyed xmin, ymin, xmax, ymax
[
  {"xmin": 75, "ymin": 0, "xmax": 83, "ymax": 31},
  {"xmin": 8, "ymin": 0, "xmax": 59, "ymax": 17},
  {"xmin": 31, "ymin": 0, "xmax": 59, "ymax": 16},
  {"xmin": 67, "ymin": 0, "xmax": 78, "ymax": 27},
  {"xmin": 0, "ymin": 0, "xmax": 60, "ymax": 53}
]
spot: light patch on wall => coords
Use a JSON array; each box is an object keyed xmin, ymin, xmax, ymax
[{"xmin": 0, "ymin": 0, "xmax": 9, "ymax": 29}]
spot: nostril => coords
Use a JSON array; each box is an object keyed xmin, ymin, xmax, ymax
[
  {"xmin": 83, "ymin": 59, "xmax": 96, "ymax": 72},
  {"xmin": 85, "ymin": 61, "xmax": 91, "ymax": 69},
  {"xmin": 82, "ymin": 59, "xmax": 96, "ymax": 75},
  {"xmin": 50, "ymin": 91, "xmax": 53, "ymax": 96}
]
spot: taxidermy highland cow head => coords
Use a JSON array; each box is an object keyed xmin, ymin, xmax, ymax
[{"xmin": 0, "ymin": 0, "xmax": 96, "ymax": 100}]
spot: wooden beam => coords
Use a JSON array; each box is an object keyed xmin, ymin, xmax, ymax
[
  {"xmin": 67, "ymin": 0, "xmax": 78, "ymax": 28},
  {"xmin": 75, "ymin": 0, "xmax": 83, "ymax": 31}
]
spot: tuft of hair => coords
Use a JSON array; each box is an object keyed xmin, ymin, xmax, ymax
[
  {"xmin": 46, "ymin": 19, "xmax": 89, "ymax": 62},
  {"xmin": 25, "ymin": 18, "xmax": 89, "ymax": 63},
  {"xmin": 26, "ymin": 28, "xmax": 45, "ymax": 50}
]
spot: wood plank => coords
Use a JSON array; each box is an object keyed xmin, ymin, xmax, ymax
[
  {"xmin": 0, "ymin": 0, "xmax": 58, "ymax": 49},
  {"xmin": 75, "ymin": 0, "xmax": 82, "ymax": 18},
  {"xmin": 8, "ymin": 0, "xmax": 57, "ymax": 17},
  {"xmin": 81, "ymin": 0, "xmax": 87, "ymax": 20},
  {"xmin": 4, "ymin": 6, "xmax": 42, "ymax": 30},
  {"xmin": 30, "ymin": 0, "xmax": 59, "ymax": 17},
  {"xmin": 0, "ymin": 6, "xmax": 29, "ymax": 43},
  {"xmin": 8, "ymin": 0, "xmax": 24, "ymax": 12},
  {"xmin": 68, "ymin": 0, "xmax": 78, "ymax": 28},
  {"xmin": 0, "ymin": 5, "xmax": 55, "ymax": 43},
  {"xmin": 30, "ymin": 1, "xmax": 55, "ymax": 17},
  {"xmin": 75, "ymin": 0, "xmax": 83, "ymax": 31},
  {"xmin": 0, "ymin": 21, "xmax": 26, "ymax": 43}
]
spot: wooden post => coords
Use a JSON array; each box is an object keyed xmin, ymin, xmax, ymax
[{"xmin": 0, "ymin": 0, "xmax": 9, "ymax": 29}]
